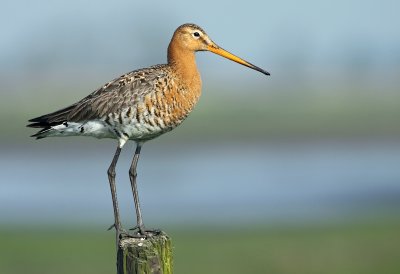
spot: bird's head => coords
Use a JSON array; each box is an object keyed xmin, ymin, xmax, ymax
[{"xmin": 169, "ymin": 23, "xmax": 270, "ymax": 76}]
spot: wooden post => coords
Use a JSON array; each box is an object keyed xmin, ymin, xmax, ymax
[{"xmin": 117, "ymin": 231, "xmax": 173, "ymax": 274}]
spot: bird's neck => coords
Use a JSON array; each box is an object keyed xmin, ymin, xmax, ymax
[{"xmin": 167, "ymin": 44, "xmax": 201, "ymax": 89}]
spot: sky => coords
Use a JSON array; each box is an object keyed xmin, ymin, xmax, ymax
[{"xmin": 1, "ymin": 0, "xmax": 400, "ymax": 91}]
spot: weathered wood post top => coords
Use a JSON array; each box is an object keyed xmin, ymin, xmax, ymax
[{"xmin": 117, "ymin": 231, "xmax": 173, "ymax": 274}]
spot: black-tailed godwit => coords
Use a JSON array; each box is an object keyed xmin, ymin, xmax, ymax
[{"xmin": 28, "ymin": 23, "xmax": 269, "ymax": 239}]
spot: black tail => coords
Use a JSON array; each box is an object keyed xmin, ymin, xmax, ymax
[{"xmin": 27, "ymin": 105, "xmax": 75, "ymax": 139}]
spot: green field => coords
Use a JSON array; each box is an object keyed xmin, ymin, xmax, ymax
[{"xmin": 1, "ymin": 219, "xmax": 399, "ymax": 274}]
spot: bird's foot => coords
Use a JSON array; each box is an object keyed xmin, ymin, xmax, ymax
[
  {"xmin": 118, "ymin": 229, "xmax": 140, "ymax": 240},
  {"xmin": 107, "ymin": 223, "xmax": 142, "ymax": 240},
  {"xmin": 129, "ymin": 225, "xmax": 161, "ymax": 238},
  {"xmin": 108, "ymin": 223, "xmax": 160, "ymax": 239}
]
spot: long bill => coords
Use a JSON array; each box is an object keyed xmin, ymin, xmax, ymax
[{"xmin": 207, "ymin": 45, "xmax": 270, "ymax": 76}]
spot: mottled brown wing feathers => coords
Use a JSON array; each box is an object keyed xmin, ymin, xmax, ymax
[
  {"xmin": 27, "ymin": 65, "xmax": 169, "ymax": 128},
  {"xmin": 68, "ymin": 67, "xmax": 165, "ymax": 121}
]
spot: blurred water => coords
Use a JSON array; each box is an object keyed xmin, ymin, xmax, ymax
[{"xmin": 1, "ymin": 140, "xmax": 399, "ymax": 227}]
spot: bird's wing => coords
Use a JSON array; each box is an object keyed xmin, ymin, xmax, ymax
[{"xmin": 28, "ymin": 65, "xmax": 169, "ymax": 127}]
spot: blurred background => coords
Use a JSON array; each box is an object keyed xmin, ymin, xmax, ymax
[{"xmin": 1, "ymin": 0, "xmax": 400, "ymax": 273}]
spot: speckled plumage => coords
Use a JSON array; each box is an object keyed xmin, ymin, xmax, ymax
[
  {"xmin": 28, "ymin": 63, "xmax": 200, "ymax": 145},
  {"xmin": 27, "ymin": 24, "xmax": 215, "ymax": 147}
]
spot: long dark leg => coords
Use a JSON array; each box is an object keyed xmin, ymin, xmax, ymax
[
  {"xmin": 107, "ymin": 146, "xmax": 123, "ymax": 238},
  {"xmin": 129, "ymin": 143, "xmax": 145, "ymax": 234}
]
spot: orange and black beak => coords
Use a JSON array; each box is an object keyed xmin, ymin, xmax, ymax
[{"xmin": 207, "ymin": 44, "xmax": 270, "ymax": 76}]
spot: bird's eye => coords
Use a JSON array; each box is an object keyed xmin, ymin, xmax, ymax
[{"xmin": 193, "ymin": 32, "xmax": 200, "ymax": 38}]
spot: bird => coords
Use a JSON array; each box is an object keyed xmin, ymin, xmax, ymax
[{"xmin": 27, "ymin": 23, "xmax": 269, "ymax": 240}]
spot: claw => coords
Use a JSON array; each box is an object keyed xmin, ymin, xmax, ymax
[
  {"xmin": 129, "ymin": 226, "xmax": 161, "ymax": 238},
  {"xmin": 119, "ymin": 229, "xmax": 146, "ymax": 239},
  {"xmin": 109, "ymin": 223, "xmax": 161, "ymax": 239}
]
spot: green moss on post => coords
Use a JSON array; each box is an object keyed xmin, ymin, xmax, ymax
[{"xmin": 117, "ymin": 231, "xmax": 173, "ymax": 274}]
